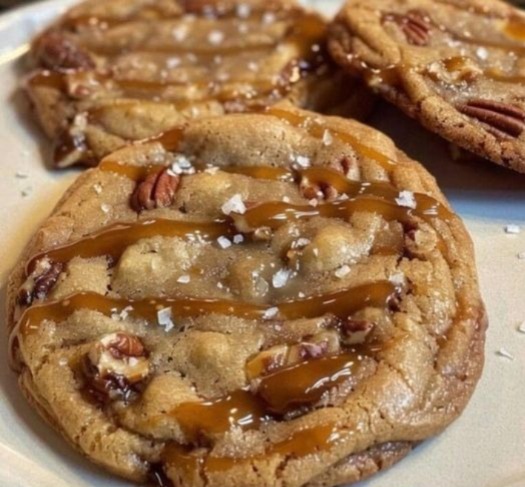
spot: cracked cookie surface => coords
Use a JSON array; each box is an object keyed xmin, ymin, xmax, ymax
[
  {"xmin": 7, "ymin": 103, "xmax": 485, "ymax": 487},
  {"xmin": 329, "ymin": 0, "xmax": 525, "ymax": 173},
  {"xmin": 26, "ymin": 0, "xmax": 372, "ymax": 168}
]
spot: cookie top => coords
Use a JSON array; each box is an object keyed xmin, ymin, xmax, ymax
[
  {"xmin": 8, "ymin": 103, "xmax": 485, "ymax": 487},
  {"xmin": 329, "ymin": 0, "xmax": 525, "ymax": 173},
  {"xmin": 26, "ymin": 0, "xmax": 369, "ymax": 168}
]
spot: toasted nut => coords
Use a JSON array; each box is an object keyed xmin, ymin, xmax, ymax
[
  {"xmin": 84, "ymin": 333, "xmax": 150, "ymax": 402},
  {"xmin": 17, "ymin": 260, "xmax": 64, "ymax": 307},
  {"xmin": 130, "ymin": 168, "xmax": 180, "ymax": 212},
  {"xmin": 340, "ymin": 319, "xmax": 374, "ymax": 345},
  {"xmin": 35, "ymin": 31, "xmax": 95, "ymax": 70}
]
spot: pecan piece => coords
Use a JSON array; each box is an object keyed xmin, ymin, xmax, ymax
[
  {"xmin": 340, "ymin": 319, "xmax": 374, "ymax": 345},
  {"xmin": 35, "ymin": 31, "xmax": 95, "ymax": 70},
  {"xmin": 388, "ymin": 10, "xmax": 432, "ymax": 46},
  {"xmin": 17, "ymin": 261, "xmax": 64, "ymax": 306},
  {"xmin": 130, "ymin": 168, "xmax": 180, "ymax": 212},
  {"xmin": 300, "ymin": 157, "xmax": 355, "ymax": 201},
  {"xmin": 84, "ymin": 333, "xmax": 150, "ymax": 403},
  {"xmin": 456, "ymin": 99, "xmax": 525, "ymax": 137}
]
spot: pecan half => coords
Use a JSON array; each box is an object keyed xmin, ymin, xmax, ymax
[
  {"xmin": 35, "ymin": 32, "xmax": 95, "ymax": 70},
  {"xmin": 388, "ymin": 10, "xmax": 432, "ymax": 46},
  {"xmin": 456, "ymin": 99, "xmax": 525, "ymax": 137},
  {"xmin": 17, "ymin": 261, "xmax": 64, "ymax": 306},
  {"xmin": 84, "ymin": 333, "xmax": 150, "ymax": 403},
  {"xmin": 130, "ymin": 168, "xmax": 180, "ymax": 212}
]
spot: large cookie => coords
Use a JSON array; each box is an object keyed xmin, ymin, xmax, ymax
[
  {"xmin": 7, "ymin": 103, "xmax": 486, "ymax": 487},
  {"xmin": 26, "ymin": 0, "xmax": 371, "ymax": 168},
  {"xmin": 329, "ymin": 0, "xmax": 525, "ymax": 173}
]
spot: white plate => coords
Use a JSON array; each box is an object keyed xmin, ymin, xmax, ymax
[{"xmin": 0, "ymin": 1, "xmax": 524, "ymax": 486}]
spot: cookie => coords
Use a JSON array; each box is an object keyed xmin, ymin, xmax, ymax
[
  {"xmin": 329, "ymin": 0, "xmax": 525, "ymax": 173},
  {"xmin": 25, "ymin": 0, "xmax": 372, "ymax": 168},
  {"xmin": 7, "ymin": 103, "xmax": 486, "ymax": 487}
]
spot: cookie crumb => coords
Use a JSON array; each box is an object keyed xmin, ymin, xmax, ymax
[
  {"xmin": 217, "ymin": 236, "xmax": 232, "ymax": 249},
  {"xmin": 496, "ymin": 348, "xmax": 514, "ymax": 360},
  {"xmin": 517, "ymin": 322, "xmax": 525, "ymax": 334},
  {"xmin": 395, "ymin": 190, "xmax": 416, "ymax": 209},
  {"xmin": 21, "ymin": 187, "xmax": 32, "ymax": 197},
  {"xmin": 505, "ymin": 224, "xmax": 521, "ymax": 234},
  {"xmin": 222, "ymin": 194, "xmax": 246, "ymax": 215}
]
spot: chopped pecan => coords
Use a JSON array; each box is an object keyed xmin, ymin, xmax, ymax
[
  {"xmin": 388, "ymin": 10, "xmax": 432, "ymax": 46},
  {"xmin": 340, "ymin": 319, "xmax": 374, "ymax": 345},
  {"xmin": 84, "ymin": 333, "xmax": 150, "ymax": 403},
  {"xmin": 17, "ymin": 261, "xmax": 64, "ymax": 306},
  {"xmin": 130, "ymin": 168, "xmax": 180, "ymax": 212},
  {"xmin": 35, "ymin": 31, "xmax": 95, "ymax": 70},
  {"xmin": 456, "ymin": 99, "xmax": 525, "ymax": 137}
]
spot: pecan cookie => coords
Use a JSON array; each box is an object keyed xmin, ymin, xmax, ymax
[
  {"xmin": 329, "ymin": 0, "xmax": 525, "ymax": 173},
  {"xmin": 25, "ymin": 0, "xmax": 372, "ymax": 168},
  {"xmin": 7, "ymin": 103, "xmax": 486, "ymax": 487}
]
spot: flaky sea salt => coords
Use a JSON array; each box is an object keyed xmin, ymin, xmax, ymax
[
  {"xmin": 282, "ymin": 196, "xmax": 291, "ymax": 203},
  {"xmin": 233, "ymin": 234, "xmax": 244, "ymax": 244},
  {"xmin": 262, "ymin": 12, "xmax": 276, "ymax": 24},
  {"xmin": 172, "ymin": 25, "xmax": 189, "ymax": 41},
  {"xmin": 395, "ymin": 190, "xmax": 417, "ymax": 209},
  {"xmin": 272, "ymin": 269, "xmax": 291, "ymax": 289},
  {"xmin": 101, "ymin": 203, "xmax": 111, "ymax": 214},
  {"xmin": 335, "ymin": 265, "xmax": 351, "ymax": 279},
  {"xmin": 93, "ymin": 183, "xmax": 102, "ymax": 194},
  {"xmin": 263, "ymin": 307, "xmax": 279, "ymax": 320},
  {"xmin": 476, "ymin": 47, "xmax": 488, "ymax": 60},
  {"xmin": 208, "ymin": 30, "xmax": 225, "ymax": 45},
  {"xmin": 496, "ymin": 348, "xmax": 514, "ymax": 360},
  {"xmin": 217, "ymin": 236, "xmax": 232, "ymax": 249},
  {"xmin": 157, "ymin": 308, "xmax": 175, "ymax": 332},
  {"xmin": 390, "ymin": 273, "xmax": 405, "ymax": 286},
  {"xmin": 169, "ymin": 154, "xmax": 194, "ymax": 175},
  {"xmin": 293, "ymin": 155, "xmax": 310, "ymax": 168},
  {"xmin": 166, "ymin": 57, "xmax": 181, "ymax": 69},
  {"xmin": 177, "ymin": 275, "xmax": 191, "ymax": 284},
  {"xmin": 505, "ymin": 224, "xmax": 521, "ymax": 235},
  {"xmin": 308, "ymin": 198, "xmax": 319, "ymax": 207},
  {"xmin": 221, "ymin": 194, "xmax": 246, "ymax": 215},
  {"xmin": 322, "ymin": 129, "xmax": 333, "ymax": 146},
  {"xmin": 236, "ymin": 3, "xmax": 251, "ymax": 18}
]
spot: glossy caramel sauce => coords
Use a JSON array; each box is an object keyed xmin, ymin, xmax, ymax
[
  {"xmin": 170, "ymin": 390, "xmax": 269, "ymax": 442},
  {"xmin": 164, "ymin": 422, "xmax": 340, "ymax": 475},
  {"xmin": 26, "ymin": 219, "xmax": 233, "ymax": 276},
  {"xmin": 257, "ymin": 353, "xmax": 362, "ymax": 414},
  {"xmin": 18, "ymin": 281, "xmax": 395, "ymax": 336},
  {"xmin": 441, "ymin": 55, "xmax": 525, "ymax": 84},
  {"xmin": 265, "ymin": 106, "xmax": 397, "ymax": 171}
]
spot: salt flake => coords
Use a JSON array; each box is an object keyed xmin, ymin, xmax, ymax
[
  {"xmin": 272, "ymin": 269, "xmax": 291, "ymax": 289},
  {"xmin": 208, "ymin": 30, "xmax": 224, "ymax": 45},
  {"xmin": 157, "ymin": 308, "xmax": 175, "ymax": 332},
  {"xmin": 263, "ymin": 307, "xmax": 279, "ymax": 320},
  {"xmin": 221, "ymin": 194, "xmax": 246, "ymax": 215},
  {"xmin": 322, "ymin": 129, "xmax": 333, "ymax": 146},
  {"xmin": 335, "ymin": 265, "xmax": 351, "ymax": 279},
  {"xmin": 217, "ymin": 236, "xmax": 232, "ymax": 249},
  {"xmin": 505, "ymin": 224, "xmax": 521, "ymax": 235},
  {"xmin": 395, "ymin": 190, "xmax": 416, "ymax": 209},
  {"xmin": 496, "ymin": 348, "xmax": 514, "ymax": 360},
  {"xmin": 177, "ymin": 275, "xmax": 191, "ymax": 284},
  {"xmin": 233, "ymin": 234, "xmax": 245, "ymax": 244}
]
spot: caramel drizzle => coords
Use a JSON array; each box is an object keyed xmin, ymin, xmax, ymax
[
  {"xmin": 441, "ymin": 55, "xmax": 525, "ymax": 84},
  {"xmin": 26, "ymin": 219, "xmax": 233, "ymax": 276},
  {"xmin": 264, "ymin": 106, "xmax": 397, "ymax": 171},
  {"xmin": 233, "ymin": 194, "xmax": 452, "ymax": 232},
  {"xmin": 164, "ymin": 422, "xmax": 341, "ymax": 476},
  {"xmin": 17, "ymin": 281, "xmax": 395, "ymax": 336}
]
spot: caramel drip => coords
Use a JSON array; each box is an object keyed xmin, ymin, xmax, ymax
[
  {"xmin": 27, "ymin": 70, "xmax": 67, "ymax": 91},
  {"xmin": 26, "ymin": 219, "xmax": 232, "ymax": 275},
  {"xmin": 17, "ymin": 282, "xmax": 395, "ymax": 336},
  {"xmin": 170, "ymin": 390, "xmax": 268, "ymax": 442},
  {"xmin": 98, "ymin": 160, "xmax": 166, "ymax": 180},
  {"xmin": 442, "ymin": 55, "xmax": 525, "ymax": 84},
  {"xmin": 164, "ymin": 422, "xmax": 340, "ymax": 475},
  {"xmin": 264, "ymin": 106, "xmax": 397, "ymax": 171},
  {"xmin": 257, "ymin": 353, "xmax": 362, "ymax": 414},
  {"xmin": 235, "ymin": 195, "xmax": 452, "ymax": 232}
]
